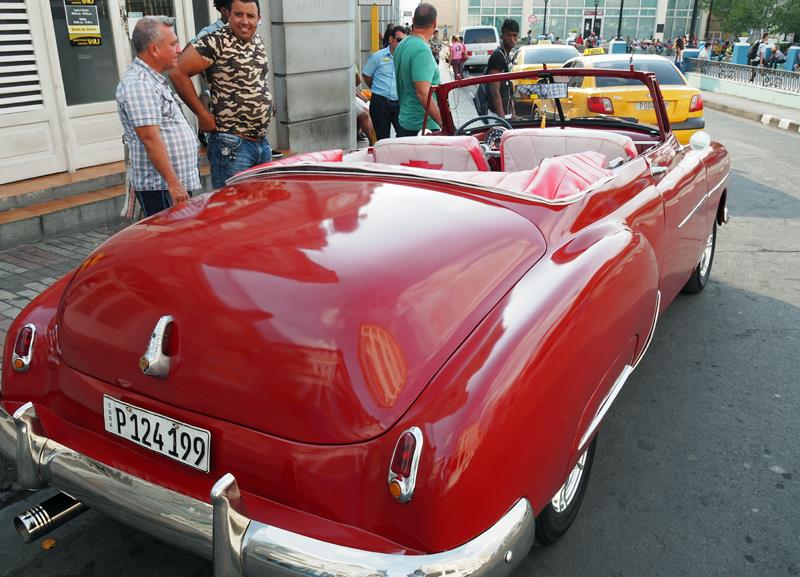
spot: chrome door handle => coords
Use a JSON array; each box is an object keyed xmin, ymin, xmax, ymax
[{"xmin": 650, "ymin": 166, "xmax": 669, "ymax": 177}]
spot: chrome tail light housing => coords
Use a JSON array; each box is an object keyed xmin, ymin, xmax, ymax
[
  {"xmin": 12, "ymin": 324, "xmax": 36, "ymax": 373},
  {"xmin": 387, "ymin": 426, "xmax": 423, "ymax": 503}
]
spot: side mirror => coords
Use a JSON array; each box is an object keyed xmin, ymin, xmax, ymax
[{"xmin": 689, "ymin": 130, "xmax": 711, "ymax": 151}]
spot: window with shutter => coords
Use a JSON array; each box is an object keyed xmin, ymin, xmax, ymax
[{"xmin": 0, "ymin": 0, "xmax": 43, "ymax": 115}]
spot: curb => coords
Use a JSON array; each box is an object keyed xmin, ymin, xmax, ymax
[
  {"xmin": 759, "ymin": 114, "xmax": 800, "ymax": 133},
  {"xmin": 703, "ymin": 100, "xmax": 800, "ymax": 133}
]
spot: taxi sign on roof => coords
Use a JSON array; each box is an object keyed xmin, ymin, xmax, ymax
[{"xmin": 583, "ymin": 47, "xmax": 605, "ymax": 55}]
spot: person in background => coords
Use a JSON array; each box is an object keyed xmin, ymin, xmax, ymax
[
  {"xmin": 116, "ymin": 17, "xmax": 199, "ymax": 216},
  {"xmin": 486, "ymin": 18, "xmax": 518, "ymax": 119},
  {"xmin": 354, "ymin": 70, "xmax": 377, "ymax": 145},
  {"xmin": 195, "ymin": 0, "xmax": 229, "ymax": 39},
  {"xmin": 382, "ymin": 23, "xmax": 394, "ymax": 49},
  {"xmin": 393, "ymin": 3, "xmax": 442, "ymax": 136},
  {"xmin": 449, "ymin": 34, "xmax": 465, "ymax": 80},
  {"xmin": 674, "ymin": 35, "xmax": 685, "ymax": 72},
  {"xmin": 526, "ymin": 29, "xmax": 532, "ymax": 45},
  {"xmin": 363, "ymin": 25, "xmax": 406, "ymax": 141},
  {"xmin": 769, "ymin": 45, "xmax": 786, "ymax": 68},
  {"xmin": 429, "ymin": 28, "xmax": 443, "ymax": 65},
  {"xmin": 170, "ymin": 0, "xmax": 273, "ymax": 189}
]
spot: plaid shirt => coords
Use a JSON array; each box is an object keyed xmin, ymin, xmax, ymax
[{"xmin": 116, "ymin": 58, "xmax": 200, "ymax": 191}]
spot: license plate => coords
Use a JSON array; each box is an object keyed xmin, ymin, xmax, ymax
[
  {"xmin": 635, "ymin": 101, "xmax": 655, "ymax": 110},
  {"xmin": 103, "ymin": 395, "xmax": 211, "ymax": 472}
]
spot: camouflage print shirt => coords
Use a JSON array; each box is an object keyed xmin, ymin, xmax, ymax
[{"xmin": 192, "ymin": 25, "xmax": 272, "ymax": 139}]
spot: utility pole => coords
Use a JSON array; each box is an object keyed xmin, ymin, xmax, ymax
[
  {"xmin": 705, "ymin": 0, "xmax": 714, "ymax": 39},
  {"xmin": 592, "ymin": 0, "xmax": 599, "ymax": 37},
  {"xmin": 689, "ymin": 0, "xmax": 700, "ymax": 44},
  {"xmin": 617, "ymin": 0, "xmax": 624, "ymax": 40},
  {"xmin": 542, "ymin": 0, "xmax": 549, "ymax": 36}
]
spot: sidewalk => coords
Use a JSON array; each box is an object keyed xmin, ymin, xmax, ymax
[{"xmin": 700, "ymin": 91, "xmax": 800, "ymax": 133}]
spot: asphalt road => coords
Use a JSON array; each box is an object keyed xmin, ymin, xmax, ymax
[{"xmin": 0, "ymin": 108, "xmax": 798, "ymax": 577}]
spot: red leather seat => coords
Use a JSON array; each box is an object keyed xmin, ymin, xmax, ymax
[{"xmin": 373, "ymin": 136, "xmax": 490, "ymax": 172}]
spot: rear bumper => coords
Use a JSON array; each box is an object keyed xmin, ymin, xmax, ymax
[{"xmin": 0, "ymin": 402, "xmax": 535, "ymax": 577}]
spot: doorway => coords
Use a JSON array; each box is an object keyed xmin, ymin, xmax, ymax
[{"xmin": 583, "ymin": 18, "xmax": 602, "ymax": 39}]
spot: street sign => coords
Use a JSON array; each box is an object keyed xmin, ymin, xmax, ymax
[{"xmin": 528, "ymin": 14, "xmax": 537, "ymax": 24}]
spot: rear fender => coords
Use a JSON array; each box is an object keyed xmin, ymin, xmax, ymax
[
  {"xmin": 391, "ymin": 220, "xmax": 660, "ymax": 542},
  {"xmin": 2, "ymin": 275, "xmax": 72, "ymax": 400}
]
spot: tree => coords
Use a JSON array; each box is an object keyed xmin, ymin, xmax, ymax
[
  {"xmin": 708, "ymin": 0, "xmax": 780, "ymax": 36},
  {"xmin": 771, "ymin": 0, "xmax": 800, "ymax": 37}
]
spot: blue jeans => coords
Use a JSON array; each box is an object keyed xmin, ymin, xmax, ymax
[{"xmin": 207, "ymin": 131, "xmax": 272, "ymax": 189}]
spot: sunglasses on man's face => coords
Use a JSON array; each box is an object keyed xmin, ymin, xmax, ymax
[{"xmin": 393, "ymin": 36, "xmax": 404, "ymax": 42}]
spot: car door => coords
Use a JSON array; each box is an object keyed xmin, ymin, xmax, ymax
[{"xmin": 645, "ymin": 135, "xmax": 707, "ymax": 306}]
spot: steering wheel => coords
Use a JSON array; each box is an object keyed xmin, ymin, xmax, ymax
[{"xmin": 455, "ymin": 115, "xmax": 513, "ymax": 135}]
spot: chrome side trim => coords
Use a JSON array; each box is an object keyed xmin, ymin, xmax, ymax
[
  {"xmin": 678, "ymin": 177, "xmax": 726, "ymax": 229},
  {"xmin": 579, "ymin": 365, "xmax": 634, "ymax": 451},
  {"xmin": 387, "ymin": 426, "xmax": 424, "ymax": 503},
  {"xmin": 578, "ymin": 289, "xmax": 661, "ymax": 451},
  {"xmin": 226, "ymin": 163, "xmax": 617, "ymax": 207},
  {"xmin": 633, "ymin": 290, "xmax": 661, "ymax": 369},
  {"xmin": 0, "ymin": 404, "xmax": 536, "ymax": 577},
  {"xmin": 11, "ymin": 323, "xmax": 36, "ymax": 373}
]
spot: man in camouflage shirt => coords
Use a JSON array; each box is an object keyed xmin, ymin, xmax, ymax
[{"xmin": 171, "ymin": 0, "xmax": 272, "ymax": 188}]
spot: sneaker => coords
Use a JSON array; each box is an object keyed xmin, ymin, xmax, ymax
[{"xmin": 271, "ymin": 150, "xmax": 284, "ymax": 160}]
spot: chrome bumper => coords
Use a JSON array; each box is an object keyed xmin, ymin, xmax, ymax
[{"xmin": 0, "ymin": 402, "xmax": 535, "ymax": 577}]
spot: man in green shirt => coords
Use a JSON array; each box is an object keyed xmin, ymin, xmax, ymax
[{"xmin": 393, "ymin": 3, "xmax": 443, "ymax": 136}]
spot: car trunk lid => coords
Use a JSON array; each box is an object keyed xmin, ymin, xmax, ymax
[{"xmin": 57, "ymin": 175, "xmax": 547, "ymax": 444}]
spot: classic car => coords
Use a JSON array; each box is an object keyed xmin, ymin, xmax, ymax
[
  {"xmin": 1, "ymin": 67, "xmax": 729, "ymax": 577},
  {"xmin": 560, "ymin": 53, "xmax": 705, "ymax": 144}
]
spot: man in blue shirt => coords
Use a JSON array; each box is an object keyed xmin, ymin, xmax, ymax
[{"xmin": 363, "ymin": 25, "xmax": 406, "ymax": 141}]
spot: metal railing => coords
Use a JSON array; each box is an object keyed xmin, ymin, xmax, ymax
[{"xmin": 685, "ymin": 58, "xmax": 800, "ymax": 93}]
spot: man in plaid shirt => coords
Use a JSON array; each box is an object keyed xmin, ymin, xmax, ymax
[{"xmin": 116, "ymin": 17, "xmax": 200, "ymax": 216}]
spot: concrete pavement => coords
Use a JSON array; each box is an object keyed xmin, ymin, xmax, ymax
[{"xmin": 701, "ymin": 91, "xmax": 800, "ymax": 133}]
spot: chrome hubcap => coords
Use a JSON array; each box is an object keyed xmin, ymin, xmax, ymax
[
  {"xmin": 550, "ymin": 451, "xmax": 588, "ymax": 513},
  {"xmin": 699, "ymin": 231, "xmax": 714, "ymax": 279}
]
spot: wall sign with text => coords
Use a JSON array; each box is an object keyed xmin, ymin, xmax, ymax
[{"xmin": 65, "ymin": 0, "xmax": 102, "ymax": 47}]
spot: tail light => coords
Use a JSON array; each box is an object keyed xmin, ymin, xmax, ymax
[
  {"xmin": 12, "ymin": 324, "xmax": 36, "ymax": 373},
  {"xmin": 387, "ymin": 427, "xmax": 423, "ymax": 503},
  {"xmin": 587, "ymin": 97, "xmax": 614, "ymax": 114},
  {"xmin": 689, "ymin": 94, "xmax": 703, "ymax": 112}
]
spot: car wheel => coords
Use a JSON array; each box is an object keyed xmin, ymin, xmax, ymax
[
  {"xmin": 536, "ymin": 436, "xmax": 597, "ymax": 545},
  {"xmin": 682, "ymin": 221, "xmax": 717, "ymax": 294}
]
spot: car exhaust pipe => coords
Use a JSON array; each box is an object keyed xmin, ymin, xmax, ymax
[{"xmin": 14, "ymin": 492, "xmax": 88, "ymax": 543}]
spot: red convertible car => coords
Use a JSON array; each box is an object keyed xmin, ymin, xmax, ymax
[{"xmin": 1, "ymin": 67, "xmax": 728, "ymax": 576}]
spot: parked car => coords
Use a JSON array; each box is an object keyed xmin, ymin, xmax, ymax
[
  {"xmin": 562, "ymin": 53, "xmax": 705, "ymax": 144},
  {"xmin": 1, "ymin": 66, "xmax": 729, "ymax": 577},
  {"xmin": 461, "ymin": 25, "xmax": 500, "ymax": 71}
]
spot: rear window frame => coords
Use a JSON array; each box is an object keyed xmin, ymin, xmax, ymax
[
  {"xmin": 590, "ymin": 59, "xmax": 687, "ymax": 87},
  {"xmin": 463, "ymin": 28, "xmax": 498, "ymax": 45}
]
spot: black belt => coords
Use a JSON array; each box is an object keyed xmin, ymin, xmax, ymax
[{"xmin": 371, "ymin": 93, "xmax": 398, "ymax": 103}]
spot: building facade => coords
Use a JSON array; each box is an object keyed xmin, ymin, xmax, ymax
[
  {"xmin": 431, "ymin": 0, "xmax": 706, "ymax": 43},
  {"xmin": 1, "ymin": 0, "xmax": 399, "ymax": 185}
]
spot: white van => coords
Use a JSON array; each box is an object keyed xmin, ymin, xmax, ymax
[{"xmin": 461, "ymin": 26, "xmax": 500, "ymax": 71}]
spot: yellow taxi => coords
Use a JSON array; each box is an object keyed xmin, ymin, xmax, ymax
[
  {"xmin": 560, "ymin": 54, "xmax": 704, "ymax": 144},
  {"xmin": 511, "ymin": 44, "xmax": 580, "ymax": 108}
]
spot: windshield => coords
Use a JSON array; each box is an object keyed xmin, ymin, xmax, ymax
[
  {"xmin": 442, "ymin": 69, "xmax": 664, "ymax": 138},
  {"xmin": 524, "ymin": 47, "xmax": 578, "ymax": 64},
  {"xmin": 464, "ymin": 28, "xmax": 497, "ymax": 44},
  {"xmin": 591, "ymin": 59, "xmax": 686, "ymax": 86}
]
